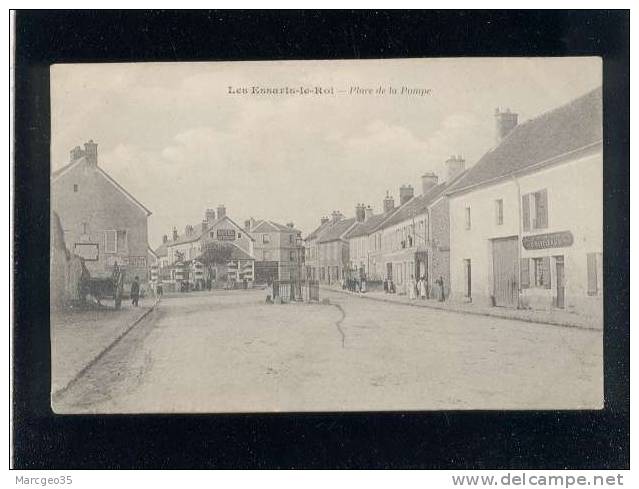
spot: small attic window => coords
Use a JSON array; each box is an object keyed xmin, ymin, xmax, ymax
[{"xmin": 73, "ymin": 184, "xmax": 78, "ymax": 192}]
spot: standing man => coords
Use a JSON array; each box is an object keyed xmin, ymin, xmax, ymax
[{"xmin": 131, "ymin": 276, "xmax": 140, "ymax": 307}]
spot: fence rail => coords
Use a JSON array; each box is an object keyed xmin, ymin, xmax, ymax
[{"xmin": 272, "ymin": 280, "xmax": 319, "ymax": 302}]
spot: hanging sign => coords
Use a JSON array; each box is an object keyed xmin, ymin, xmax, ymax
[{"xmin": 217, "ymin": 229, "xmax": 236, "ymax": 240}]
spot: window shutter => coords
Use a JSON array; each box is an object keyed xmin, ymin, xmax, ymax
[
  {"xmin": 542, "ymin": 256, "xmax": 552, "ymax": 289},
  {"xmin": 520, "ymin": 258, "xmax": 530, "ymax": 289},
  {"xmin": 587, "ymin": 252, "xmax": 597, "ymax": 295},
  {"xmin": 536, "ymin": 189, "xmax": 548, "ymax": 229},
  {"xmin": 522, "ymin": 194, "xmax": 530, "ymax": 231}
]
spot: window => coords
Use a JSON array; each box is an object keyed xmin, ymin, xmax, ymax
[
  {"xmin": 289, "ymin": 235, "xmax": 294, "ymax": 244},
  {"xmin": 73, "ymin": 184, "xmax": 78, "ymax": 192},
  {"xmin": 464, "ymin": 207, "xmax": 471, "ymax": 230},
  {"xmin": 263, "ymin": 250, "xmax": 271, "ymax": 261},
  {"xmin": 262, "ymin": 234, "xmax": 270, "ymax": 244},
  {"xmin": 532, "ymin": 257, "xmax": 551, "ymax": 288},
  {"xmin": 523, "ymin": 189, "xmax": 548, "ymax": 231},
  {"xmin": 290, "ymin": 251, "xmax": 296, "ymax": 261},
  {"xmin": 82, "ymin": 222, "xmax": 89, "ymax": 234},
  {"xmin": 238, "ymin": 233, "xmax": 242, "ymax": 239},
  {"xmin": 104, "ymin": 230, "xmax": 117, "ymax": 253},
  {"xmin": 495, "ymin": 199, "xmax": 504, "ymax": 225}
]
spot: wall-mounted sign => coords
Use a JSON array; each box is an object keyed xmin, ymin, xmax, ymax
[
  {"xmin": 522, "ymin": 231, "xmax": 573, "ymax": 250},
  {"xmin": 74, "ymin": 242, "xmax": 99, "ymax": 261},
  {"xmin": 217, "ymin": 229, "xmax": 236, "ymax": 241}
]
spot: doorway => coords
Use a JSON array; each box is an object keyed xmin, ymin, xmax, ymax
[
  {"xmin": 463, "ymin": 259, "xmax": 472, "ymax": 299},
  {"xmin": 492, "ymin": 237, "xmax": 519, "ymax": 307},
  {"xmin": 555, "ymin": 256, "xmax": 565, "ymax": 309}
]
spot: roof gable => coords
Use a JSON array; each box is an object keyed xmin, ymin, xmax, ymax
[
  {"xmin": 52, "ymin": 157, "xmax": 152, "ymax": 216},
  {"xmin": 317, "ymin": 218, "xmax": 358, "ymax": 243}
]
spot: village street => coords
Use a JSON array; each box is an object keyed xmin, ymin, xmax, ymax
[{"xmin": 52, "ymin": 289, "xmax": 603, "ymax": 414}]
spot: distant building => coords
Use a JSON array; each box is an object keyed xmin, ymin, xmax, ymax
[
  {"xmin": 159, "ymin": 205, "xmax": 256, "ymax": 289},
  {"xmin": 244, "ymin": 218, "xmax": 303, "ymax": 283},
  {"xmin": 305, "ymin": 211, "xmax": 357, "ymax": 284},
  {"xmin": 51, "ymin": 140, "xmax": 152, "ymax": 286},
  {"xmin": 447, "ymin": 88, "xmax": 603, "ymax": 314}
]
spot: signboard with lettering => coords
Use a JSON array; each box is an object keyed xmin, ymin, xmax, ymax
[
  {"xmin": 74, "ymin": 242, "xmax": 99, "ymax": 261},
  {"xmin": 217, "ymin": 229, "xmax": 236, "ymax": 241},
  {"xmin": 522, "ymin": 231, "xmax": 573, "ymax": 250}
]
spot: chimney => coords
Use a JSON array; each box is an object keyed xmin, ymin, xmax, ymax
[
  {"xmin": 494, "ymin": 108, "xmax": 518, "ymax": 144},
  {"xmin": 185, "ymin": 224, "xmax": 194, "ymax": 236},
  {"xmin": 355, "ymin": 203, "xmax": 366, "ymax": 223},
  {"xmin": 383, "ymin": 191, "xmax": 395, "ymax": 213},
  {"xmin": 244, "ymin": 219, "xmax": 251, "ymax": 231},
  {"xmin": 445, "ymin": 155, "xmax": 466, "ymax": 182},
  {"xmin": 286, "ymin": 222, "xmax": 295, "ymax": 228},
  {"xmin": 83, "ymin": 139, "xmax": 98, "ymax": 167},
  {"xmin": 421, "ymin": 172, "xmax": 439, "ymax": 195},
  {"xmin": 172, "ymin": 227, "xmax": 178, "ymax": 241},
  {"xmin": 205, "ymin": 208, "xmax": 216, "ymax": 223},
  {"xmin": 162, "ymin": 234, "xmax": 168, "ymax": 243},
  {"xmin": 217, "ymin": 204, "xmax": 226, "ymax": 219},
  {"xmin": 331, "ymin": 210, "xmax": 344, "ymax": 223},
  {"xmin": 399, "ymin": 185, "xmax": 414, "ymax": 206},
  {"xmin": 320, "ymin": 216, "xmax": 329, "ymax": 225},
  {"xmin": 70, "ymin": 145, "xmax": 84, "ymax": 162},
  {"xmin": 201, "ymin": 221, "xmax": 208, "ymax": 233},
  {"xmin": 364, "ymin": 205, "xmax": 374, "ymax": 222}
]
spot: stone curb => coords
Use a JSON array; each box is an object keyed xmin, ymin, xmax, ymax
[
  {"xmin": 51, "ymin": 298, "xmax": 161, "ymax": 402},
  {"xmin": 321, "ymin": 287, "xmax": 601, "ymax": 332}
]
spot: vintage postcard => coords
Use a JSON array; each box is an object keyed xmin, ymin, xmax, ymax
[{"xmin": 49, "ymin": 58, "xmax": 603, "ymax": 413}]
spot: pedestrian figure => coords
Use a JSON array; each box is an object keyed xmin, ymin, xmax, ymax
[
  {"xmin": 157, "ymin": 283, "xmax": 163, "ymax": 297},
  {"xmin": 408, "ymin": 275, "xmax": 416, "ymax": 300},
  {"xmin": 389, "ymin": 279, "xmax": 396, "ymax": 294},
  {"xmin": 131, "ymin": 276, "xmax": 140, "ymax": 307},
  {"xmin": 361, "ymin": 277, "xmax": 367, "ymax": 294},
  {"xmin": 419, "ymin": 276, "xmax": 427, "ymax": 300},
  {"xmin": 436, "ymin": 276, "xmax": 445, "ymax": 302}
]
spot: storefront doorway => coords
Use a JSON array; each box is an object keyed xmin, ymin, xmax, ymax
[{"xmin": 492, "ymin": 237, "xmax": 519, "ymax": 307}]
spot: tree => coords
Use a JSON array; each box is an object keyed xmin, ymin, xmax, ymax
[{"xmin": 199, "ymin": 241, "xmax": 234, "ymax": 265}]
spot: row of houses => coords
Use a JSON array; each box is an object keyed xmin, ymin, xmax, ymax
[
  {"xmin": 305, "ymin": 87, "xmax": 603, "ymax": 315},
  {"xmin": 151, "ymin": 207, "xmax": 304, "ymax": 290}
]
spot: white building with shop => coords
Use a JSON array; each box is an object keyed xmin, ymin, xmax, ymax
[{"xmin": 448, "ymin": 88, "xmax": 602, "ymax": 318}]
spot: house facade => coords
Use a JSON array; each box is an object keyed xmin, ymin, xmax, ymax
[
  {"xmin": 448, "ymin": 88, "xmax": 603, "ymax": 317},
  {"xmin": 245, "ymin": 218, "xmax": 303, "ymax": 283},
  {"xmin": 159, "ymin": 206, "xmax": 256, "ymax": 289},
  {"xmin": 51, "ymin": 140, "xmax": 152, "ymax": 287}
]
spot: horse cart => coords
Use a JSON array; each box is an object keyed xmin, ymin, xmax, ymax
[{"xmin": 81, "ymin": 267, "xmax": 125, "ymax": 309}]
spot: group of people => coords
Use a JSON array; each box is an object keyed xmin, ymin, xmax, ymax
[
  {"xmin": 383, "ymin": 275, "xmax": 447, "ymax": 302},
  {"xmin": 342, "ymin": 277, "xmax": 367, "ymax": 293}
]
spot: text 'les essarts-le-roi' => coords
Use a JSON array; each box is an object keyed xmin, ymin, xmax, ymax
[{"xmin": 227, "ymin": 85, "xmax": 433, "ymax": 96}]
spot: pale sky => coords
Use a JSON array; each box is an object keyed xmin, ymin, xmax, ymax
[{"xmin": 51, "ymin": 58, "xmax": 601, "ymax": 247}]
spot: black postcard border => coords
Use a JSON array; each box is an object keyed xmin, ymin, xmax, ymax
[{"xmin": 12, "ymin": 10, "xmax": 630, "ymax": 469}]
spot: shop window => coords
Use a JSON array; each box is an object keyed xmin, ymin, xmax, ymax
[
  {"xmin": 532, "ymin": 257, "xmax": 551, "ymax": 288},
  {"xmin": 495, "ymin": 199, "xmax": 504, "ymax": 225},
  {"xmin": 465, "ymin": 207, "xmax": 471, "ymax": 230}
]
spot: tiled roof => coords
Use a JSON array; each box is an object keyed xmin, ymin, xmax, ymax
[
  {"xmin": 378, "ymin": 182, "xmax": 449, "ymax": 230},
  {"xmin": 305, "ymin": 220, "xmax": 331, "ymax": 241},
  {"xmin": 154, "ymin": 242, "xmax": 168, "ymax": 257},
  {"xmin": 344, "ymin": 211, "xmax": 395, "ymax": 238},
  {"xmin": 317, "ymin": 217, "xmax": 357, "ymax": 243},
  {"xmin": 448, "ymin": 87, "xmax": 602, "ymax": 194},
  {"xmin": 252, "ymin": 219, "xmax": 300, "ymax": 234}
]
